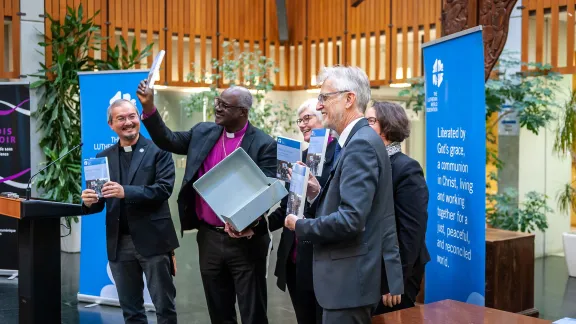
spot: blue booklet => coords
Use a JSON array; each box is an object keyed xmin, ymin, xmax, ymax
[
  {"xmin": 276, "ymin": 136, "xmax": 303, "ymax": 182},
  {"xmin": 287, "ymin": 163, "xmax": 309, "ymax": 218},
  {"xmin": 83, "ymin": 157, "xmax": 110, "ymax": 198},
  {"xmin": 306, "ymin": 128, "xmax": 330, "ymax": 177}
]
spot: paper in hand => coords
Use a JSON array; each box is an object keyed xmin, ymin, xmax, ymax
[{"xmin": 145, "ymin": 50, "xmax": 165, "ymax": 91}]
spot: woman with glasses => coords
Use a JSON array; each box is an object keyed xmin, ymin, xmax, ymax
[
  {"xmin": 268, "ymin": 98, "xmax": 337, "ymax": 324},
  {"xmin": 365, "ymin": 101, "xmax": 430, "ymax": 314}
]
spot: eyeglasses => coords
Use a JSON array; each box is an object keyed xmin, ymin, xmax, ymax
[
  {"xmin": 214, "ymin": 97, "xmax": 246, "ymax": 110},
  {"xmin": 297, "ymin": 114, "xmax": 316, "ymax": 125},
  {"xmin": 366, "ymin": 117, "xmax": 377, "ymax": 125},
  {"xmin": 317, "ymin": 90, "xmax": 350, "ymax": 104},
  {"xmin": 115, "ymin": 114, "xmax": 139, "ymax": 124}
]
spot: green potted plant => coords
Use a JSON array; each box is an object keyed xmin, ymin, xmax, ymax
[
  {"xmin": 30, "ymin": 4, "xmax": 152, "ymax": 252},
  {"xmin": 181, "ymin": 41, "xmax": 294, "ymax": 137},
  {"xmin": 552, "ymin": 89, "xmax": 576, "ymax": 277},
  {"xmin": 486, "ymin": 188, "xmax": 551, "ymax": 233}
]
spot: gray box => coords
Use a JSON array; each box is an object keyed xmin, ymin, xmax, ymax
[{"xmin": 193, "ymin": 148, "xmax": 288, "ymax": 232}]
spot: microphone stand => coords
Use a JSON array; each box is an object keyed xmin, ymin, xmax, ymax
[{"xmin": 26, "ymin": 142, "xmax": 84, "ymax": 200}]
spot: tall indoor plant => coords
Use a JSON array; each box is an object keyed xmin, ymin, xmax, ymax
[
  {"xmin": 552, "ymin": 89, "xmax": 576, "ymax": 276},
  {"xmin": 30, "ymin": 4, "xmax": 152, "ymax": 251},
  {"xmin": 553, "ymin": 89, "xmax": 576, "ymax": 214}
]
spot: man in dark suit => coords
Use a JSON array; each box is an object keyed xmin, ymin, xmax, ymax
[
  {"xmin": 285, "ymin": 66, "xmax": 404, "ymax": 323},
  {"xmin": 136, "ymin": 82, "xmax": 276, "ymax": 324},
  {"xmin": 268, "ymin": 98, "xmax": 337, "ymax": 324},
  {"xmin": 81, "ymin": 99, "xmax": 179, "ymax": 324}
]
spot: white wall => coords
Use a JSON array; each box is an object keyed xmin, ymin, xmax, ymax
[
  {"xmin": 520, "ymin": 0, "xmax": 574, "ymax": 257},
  {"xmin": 518, "ymin": 74, "xmax": 573, "ymax": 257},
  {"xmin": 20, "ymin": 0, "xmax": 46, "ymax": 196}
]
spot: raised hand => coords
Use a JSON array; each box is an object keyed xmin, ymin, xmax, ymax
[{"xmin": 136, "ymin": 79, "xmax": 155, "ymax": 114}]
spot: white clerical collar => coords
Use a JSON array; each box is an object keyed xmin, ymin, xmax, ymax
[
  {"xmin": 122, "ymin": 146, "xmax": 133, "ymax": 152},
  {"xmin": 225, "ymin": 131, "xmax": 235, "ymax": 138}
]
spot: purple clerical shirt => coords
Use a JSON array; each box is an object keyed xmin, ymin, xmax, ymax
[{"xmin": 195, "ymin": 122, "xmax": 249, "ymax": 227}]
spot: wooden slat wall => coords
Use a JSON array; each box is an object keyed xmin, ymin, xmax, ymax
[
  {"xmin": 218, "ymin": 0, "xmax": 265, "ymax": 86},
  {"xmin": 305, "ymin": 0, "xmax": 345, "ymax": 88},
  {"xmin": 523, "ymin": 0, "xmax": 576, "ymax": 74},
  {"xmin": 345, "ymin": 0, "xmax": 439, "ymax": 86},
  {"xmin": 40, "ymin": 0, "xmax": 441, "ymax": 89},
  {"xmin": 266, "ymin": 0, "xmax": 307, "ymax": 89},
  {"xmin": 166, "ymin": 0, "xmax": 215, "ymax": 86},
  {"xmin": 0, "ymin": 0, "xmax": 20, "ymax": 79}
]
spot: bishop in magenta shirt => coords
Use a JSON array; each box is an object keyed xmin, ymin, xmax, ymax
[{"xmin": 195, "ymin": 121, "xmax": 249, "ymax": 227}]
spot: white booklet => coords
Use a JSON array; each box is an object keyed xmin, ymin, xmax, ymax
[
  {"xmin": 145, "ymin": 50, "xmax": 165, "ymax": 91},
  {"xmin": 306, "ymin": 128, "xmax": 330, "ymax": 176},
  {"xmin": 553, "ymin": 318, "xmax": 576, "ymax": 324},
  {"xmin": 276, "ymin": 136, "xmax": 303, "ymax": 182},
  {"xmin": 286, "ymin": 163, "xmax": 309, "ymax": 218},
  {"xmin": 83, "ymin": 157, "xmax": 110, "ymax": 198}
]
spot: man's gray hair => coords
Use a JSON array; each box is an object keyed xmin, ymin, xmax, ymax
[
  {"xmin": 224, "ymin": 86, "xmax": 253, "ymax": 109},
  {"xmin": 316, "ymin": 66, "xmax": 371, "ymax": 113},
  {"xmin": 107, "ymin": 99, "xmax": 138, "ymax": 123},
  {"xmin": 296, "ymin": 98, "xmax": 322, "ymax": 120}
]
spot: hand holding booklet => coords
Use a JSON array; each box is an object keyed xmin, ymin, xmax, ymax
[
  {"xmin": 83, "ymin": 157, "xmax": 110, "ymax": 198},
  {"xmin": 145, "ymin": 50, "xmax": 165, "ymax": 91},
  {"xmin": 286, "ymin": 163, "xmax": 309, "ymax": 218},
  {"xmin": 276, "ymin": 136, "xmax": 303, "ymax": 182},
  {"xmin": 306, "ymin": 128, "xmax": 330, "ymax": 176}
]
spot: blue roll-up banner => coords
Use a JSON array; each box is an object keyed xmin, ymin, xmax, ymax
[
  {"xmin": 423, "ymin": 26, "xmax": 486, "ymax": 305},
  {"xmin": 77, "ymin": 70, "xmax": 154, "ymax": 308},
  {"xmin": 0, "ymin": 82, "xmax": 30, "ymax": 275}
]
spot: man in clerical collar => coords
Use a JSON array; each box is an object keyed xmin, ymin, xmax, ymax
[
  {"xmin": 137, "ymin": 83, "xmax": 277, "ymax": 324},
  {"xmin": 81, "ymin": 99, "xmax": 180, "ymax": 323}
]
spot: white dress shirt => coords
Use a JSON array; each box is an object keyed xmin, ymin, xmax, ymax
[{"xmin": 307, "ymin": 117, "xmax": 364, "ymax": 205}]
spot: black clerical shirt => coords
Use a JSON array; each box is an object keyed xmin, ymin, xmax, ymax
[{"xmin": 118, "ymin": 140, "xmax": 137, "ymax": 234}]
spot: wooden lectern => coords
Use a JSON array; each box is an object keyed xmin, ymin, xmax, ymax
[{"xmin": 0, "ymin": 196, "xmax": 82, "ymax": 324}]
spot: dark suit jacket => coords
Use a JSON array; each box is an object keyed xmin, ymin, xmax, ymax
[
  {"xmin": 269, "ymin": 140, "xmax": 337, "ymax": 292},
  {"xmin": 82, "ymin": 135, "xmax": 180, "ymax": 261},
  {"xmin": 295, "ymin": 119, "xmax": 404, "ymax": 310},
  {"xmin": 141, "ymin": 110, "xmax": 277, "ymax": 237},
  {"xmin": 389, "ymin": 152, "xmax": 430, "ymax": 301}
]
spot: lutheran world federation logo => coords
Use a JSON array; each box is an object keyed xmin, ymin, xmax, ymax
[{"xmin": 432, "ymin": 59, "xmax": 444, "ymax": 87}]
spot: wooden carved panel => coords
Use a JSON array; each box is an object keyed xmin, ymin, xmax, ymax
[
  {"xmin": 479, "ymin": 0, "xmax": 518, "ymax": 81},
  {"xmin": 442, "ymin": 0, "xmax": 474, "ymax": 36},
  {"xmin": 442, "ymin": 0, "xmax": 518, "ymax": 81}
]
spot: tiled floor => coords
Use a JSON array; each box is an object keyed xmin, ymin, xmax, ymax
[
  {"xmin": 0, "ymin": 231, "xmax": 297, "ymax": 324},
  {"xmin": 534, "ymin": 256, "xmax": 576, "ymax": 321},
  {"xmin": 1, "ymin": 235, "xmax": 575, "ymax": 323}
]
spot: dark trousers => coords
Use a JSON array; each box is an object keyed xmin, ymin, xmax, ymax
[
  {"xmin": 109, "ymin": 235, "xmax": 177, "ymax": 324},
  {"xmin": 197, "ymin": 225, "xmax": 270, "ymax": 324},
  {"xmin": 286, "ymin": 261, "xmax": 322, "ymax": 324},
  {"xmin": 322, "ymin": 305, "xmax": 374, "ymax": 324},
  {"xmin": 372, "ymin": 263, "xmax": 425, "ymax": 315}
]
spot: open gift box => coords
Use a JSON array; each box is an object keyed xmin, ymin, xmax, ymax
[{"xmin": 193, "ymin": 147, "xmax": 288, "ymax": 232}]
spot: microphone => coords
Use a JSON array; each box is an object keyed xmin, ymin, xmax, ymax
[{"xmin": 26, "ymin": 142, "xmax": 84, "ymax": 200}]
